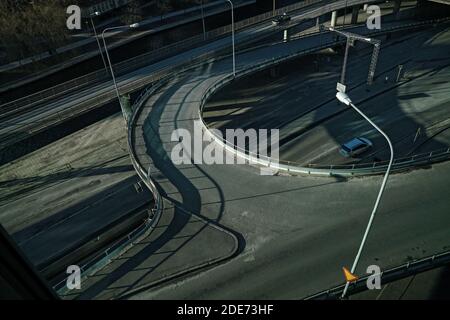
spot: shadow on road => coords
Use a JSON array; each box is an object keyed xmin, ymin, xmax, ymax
[
  {"xmin": 430, "ymin": 265, "xmax": 450, "ymax": 299},
  {"xmin": 0, "ymin": 155, "xmax": 133, "ymax": 205},
  {"xmin": 75, "ymin": 71, "xmax": 242, "ymax": 299}
]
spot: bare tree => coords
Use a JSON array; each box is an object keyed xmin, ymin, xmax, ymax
[
  {"xmin": 0, "ymin": 0, "xmax": 70, "ymax": 62},
  {"xmin": 121, "ymin": 0, "xmax": 143, "ymax": 24}
]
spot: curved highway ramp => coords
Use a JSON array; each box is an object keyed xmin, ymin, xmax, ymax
[{"xmin": 62, "ymin": 23, "xmax": 450, "ymax": 300}]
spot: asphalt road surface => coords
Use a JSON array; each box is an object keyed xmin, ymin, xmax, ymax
[
  {"xmin": 125, "ymin": 23, "xmax": 450, "ymax": 299},
  {"xmin": 0, "ymin": 114, "xmax": 151, "ymax": 270},
  {"xmin": 204, "ymin": 26, "xmax": 450, "ymax": 166}
]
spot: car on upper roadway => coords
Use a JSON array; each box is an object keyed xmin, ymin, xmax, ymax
[
  {"xmin": 339, "ymin": 137, "xmax": 373, "ymax": 158},
  {"xmin": 272, "ymin": 13, "xmax": 291, "ymax": 26}
]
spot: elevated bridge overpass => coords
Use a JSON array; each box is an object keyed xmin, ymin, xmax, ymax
[{"xmin": 0, "ymin": 0, "xmax": 418, "ymax": 154}]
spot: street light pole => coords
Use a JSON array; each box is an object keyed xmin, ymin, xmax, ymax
[
  {"xmin": 273, "ymin": 0, "xmax": 276, "ymax": 16},
  {"xmin": 200, "ymin": 0, "xmax": 206, "ymax": 40},
  {"xmin": 89, "ymin": 11, "xmax": 108, "ymax": 73},
  {"xmin": 336, "ymin": 91, "xmax": 394, "ymax": 299},
  {"xmin": 225, "ymin": 0, "xmax": 236, "ymax": 76},
  {"xmin": 343, "ymin": 0, "xmax": 348, "ymax": 25},
  {"xmin": 101, "ymin": 23, "xmax": 140, "ymax": 122}
]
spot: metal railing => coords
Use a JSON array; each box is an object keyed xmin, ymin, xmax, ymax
[
  {"xmin": 0, "ymin": 0, "xmax": 327, "ymax": 118},
  {"xmin": 304, "ymin": 250, "xmax": 450, "ymax": 299},
  {"xmin": 52, "ymin": 79, "xmax": 168, "ymax": 296},
  {"xmin": 198, "ymin": 17, "xmax": 450, "ymax": 176},
  {"xmin": 53, "ymin": 211, "xmax": 157, "ymax": 295}
]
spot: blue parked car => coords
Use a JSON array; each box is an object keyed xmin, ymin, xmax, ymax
[{"xmin": 339, "ymin": 137, "xmax": 373, "ymax": 158}]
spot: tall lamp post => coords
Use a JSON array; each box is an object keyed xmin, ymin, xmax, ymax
[
  {"xmin": 343, "ymin": 0, "xmax": 348, "ymax": 25},
  {"xmin": 89, "ymin": 11, "xmax": 108, "ymax": 73},
  {"xmin": 225, "ymin": 0, "xmax": 236, "ymax": 76},
  {"xmin": 336, "ymin": 91, "xmax": 394, "ymax": 299},
  {"xmin": 101, "ymin": 23, "xmax": 140, "ymax": 122},
  {"xmin": 200, "ymin": 0, "xmax": 206, "ymax": 40}
]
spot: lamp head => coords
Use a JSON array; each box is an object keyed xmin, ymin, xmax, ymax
[{"xmin": 336, "ymin": 91, "xmax": 352, "ymax": 106}]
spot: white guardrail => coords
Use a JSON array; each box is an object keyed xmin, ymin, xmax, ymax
[{"xmin": 198, "ymin": 17, "xmax": 450, "ymax": 177}]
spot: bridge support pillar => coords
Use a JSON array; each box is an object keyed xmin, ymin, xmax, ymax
[
  {"xmin": 269, "ymin": 66, "xmax": 280, "ymax": 78},
  {"xmin": 415, "ymin": 0, "xmax": 427, "ymax": 18},
  {"xmin": 283, "ymin": 28, "xmax": 290, "ymax": 42},
  {"xmin": 316, "ymin": 15, "xmax": 326, "ymax": 27},
  {"xmin": 393, "ymin": 0, "xmax": 402, "ymax": 20},
  {"xmin": 331, "ymin": 11, "xmax": 337, "ymax": 27},
  {"xmin": 351, "ymin": 5, "xmax": 360, "ymax": 24}
]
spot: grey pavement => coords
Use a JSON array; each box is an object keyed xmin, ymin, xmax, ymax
[
  {"xmin": 130, "ymin": 162, "xmax": 450, "ymax": 299},
  {"xmin": 16, "ymin": 175, "xmax": 151, "ymax": 268},
  {"xmin": 0, "ymin": 114, "xmax": 132, "ymax": 233},
  {"xmin": 0, "ymin": 113, "xmax": 150, "ymax": 272},
  {"xmin": 63, "ymin": 198, "xmax": 238, "ymax": 300}
]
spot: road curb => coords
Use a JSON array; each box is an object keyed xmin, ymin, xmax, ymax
[{"xmin": 117, "ymin": 198, "xmax": 240, "ymax": 300}]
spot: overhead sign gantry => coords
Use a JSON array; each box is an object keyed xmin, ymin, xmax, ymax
[{"xmin": 327, "ymin": 27, "xmax": 381, "ymax": 91}]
